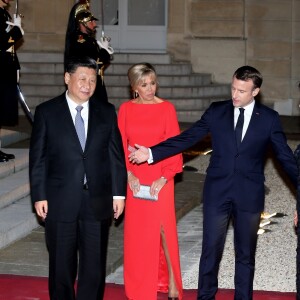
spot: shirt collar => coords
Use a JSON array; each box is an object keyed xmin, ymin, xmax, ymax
[
  {"xmin": 235, "ymin": 99, "xmax": 255, "ymax": 114},
  {"xmin": 65, "ymin": 91, "xmax": 89, "ymax": 110}
]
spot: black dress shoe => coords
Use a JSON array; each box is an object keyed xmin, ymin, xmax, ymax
[
  {"xmin": 0, "ymin": 150, "xmax": 15, "ymax": 160},
  {"xmin": 0, "ymin": 155, "xmax": 8, "ymax": 163}
]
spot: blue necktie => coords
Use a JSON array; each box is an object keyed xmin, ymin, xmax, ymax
[
  {"xmin": 75, "ymin": 105, "xmax": 87, "ymax": 184},
  {"xmin": 75, "ymin": 105, "xmax": 86, "ymax": 150},
  {"xmin": 235, "ymin": 108, "xmax": 245, "ymax": 148}
]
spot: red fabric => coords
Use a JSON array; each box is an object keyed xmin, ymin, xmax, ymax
[
  {"xmin": 0, "ymin": 275, "xmax": 296, "ymax": 300},
  {"xmin": 118, "ymin": 100, "xmax": 183, "ymax": 300}
]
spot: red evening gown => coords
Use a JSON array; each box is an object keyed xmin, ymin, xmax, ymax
[{"xmin": 118, "ymin": 100, "xmax": 183, "ymax": 300}]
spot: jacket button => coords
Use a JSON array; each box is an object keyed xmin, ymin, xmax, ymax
[{"xmin": 235, "ymin": 154, "xmax": 240, "ymax": 158}]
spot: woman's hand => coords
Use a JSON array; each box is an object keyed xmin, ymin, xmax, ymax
[
  {"xmin": 128, "ymin": 171, "xmax": 140, "ymax": 195},
  {"xmin": 150, "ymin": 177, "xmax": 167, "ymax": 197}
]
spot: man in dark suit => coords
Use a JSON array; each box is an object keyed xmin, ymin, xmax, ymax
[
  {"xmin": 129, "ymin": 66, "xmax": 298, "ymax": 299},
  {"xmin": 29, "ymin": 57, "xmax": 127, "ymax": 300}
]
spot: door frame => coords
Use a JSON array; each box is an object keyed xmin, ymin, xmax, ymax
[{"xmin": 92, "ymin": 0, "xmax": 168, "ymax": 53}]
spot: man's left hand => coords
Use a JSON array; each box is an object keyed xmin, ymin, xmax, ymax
[{"xmin": 113, "ymin": 199, "xmax": 125, "ymax": 219}]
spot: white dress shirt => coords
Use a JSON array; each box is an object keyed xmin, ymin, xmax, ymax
[
  {"xmin": 66, "ymin": 91, "xmax": 89, "ymax": 138},
  {"xmin": 234, "ymin": 100, "xmax": 255, "ymax": 141}
]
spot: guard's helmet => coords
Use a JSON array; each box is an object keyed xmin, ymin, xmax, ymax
[
  {"xmin": 76, "ymin": 10, "xmax": 98, "ymax": 25},
  {"xmin": 75, "ymin": 1, "xmax": 98, "ymax": 25}
]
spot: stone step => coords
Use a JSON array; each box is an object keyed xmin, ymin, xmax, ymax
[
  {"xmin": 110, "ymin": 96, "xmax": 226, "ymax": 110},
  {"xmin": 111, "ymin": 53, "xmax": 171, "ymax": 64},
  {"xmin": 0, "ymin": 149, "xmax": 29, "ymax": 180},
  {"xmin": 18, "ymin": 52, "xmax": 64, "ymax": 63},
  {"xmin": 0, "ymin": 148, "xmax": 32, "ymax": 250},
  {"xmin": 20, "ymin": 62, "xmax": 193, "ymax": 76},
  {"xmin": 108, "ymin": 63, "xmax": 193, "ymax": 76},
  {"xmin": 20, "ymin": 73, "xmax": 65, "ymax": 85},
  {"xmin": 21, "ymin": 63, "xmax": 64, "ymax": 75},
  {"xmin": 21, "ymin": 85, "xmax": 66, "ymax": 98},
  {"xmin": 0, "ymin": 168, "xmax": 30, "ymax": 210},
  {"xmin": 176, "ymin": 110, "xmax": 206, "ymax": 123},
  {"xmin": 18, "ymin": 96, "xmax": 230, "ymax": 124},
  {"xmin": 0, "ymin": 196, "xmax": 38, "ymax": 249},
  {"xmin": 16, "ymin": 51, "xmax": 228, "ymax": 124},
  {"xmin": 20, "ymin": 73, "xmax": 212, "ymax": 87},
  {"xmin": 18, "ymin": 52, "xmax": 172, "ymax": 65},
  {"xmin": 107, "ymin": 84, "xmax": 230, "ymax": 99},
  {"xmin": 0, "ymin": 130, "xmax": 30, "ymax": 148},
  {"xmin": 20, "ymin": 83, "xmax": 229, "ymax": 100}
]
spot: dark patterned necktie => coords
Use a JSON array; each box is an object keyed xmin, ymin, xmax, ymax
[{"xmin": 235, "ymin": 108, "xmax": 245, "ymax": 148}]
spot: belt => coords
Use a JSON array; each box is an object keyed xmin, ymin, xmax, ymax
[{"xmin": 83, "ymin": 183, "xmax": 89, "ymax": 190}]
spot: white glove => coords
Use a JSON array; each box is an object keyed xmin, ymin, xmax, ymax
[
  {"xmin": 97, "ymin": 36, "xmax": 114, "ymax": 55},
  {"xmin": 13, "ymin": 14, "xmax": 22, "ymax": 27},
  {"xmin": 6, "ymin": 14, "xmax": 24, "ymax": 35}
]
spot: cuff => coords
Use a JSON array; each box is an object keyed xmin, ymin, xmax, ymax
[{"xmin": 147, "ymin": 148, "xmax": 153, "ymax": 164}]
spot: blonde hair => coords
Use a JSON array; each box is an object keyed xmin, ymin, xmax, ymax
[{"xmin": 127, "ymin": 63, "xmax": 157, "ymax": 95}]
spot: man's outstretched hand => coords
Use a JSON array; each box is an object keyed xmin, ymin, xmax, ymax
[{"xmin": 128, "ymin": 144, "xmax": 150, "ymax": 164}]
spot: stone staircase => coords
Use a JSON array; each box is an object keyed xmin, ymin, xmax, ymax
[
  {"xmin": 0, "ymin": 51, "xmax": 230, "ymax": 250},
  {"xmin": 18, "ymin": 52, "xmax": 231, "ymax": 122},
  {"xmin": 0, "ymin": 129, "xmax": 34, "ymax": 250}
]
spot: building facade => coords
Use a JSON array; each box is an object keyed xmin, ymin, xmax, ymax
[{"xmin": 12, "ymin": 0, "xmax": 300, "ymax": 115}]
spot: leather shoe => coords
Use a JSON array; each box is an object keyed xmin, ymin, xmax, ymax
[
  {"xmin": 0, "ymin": 150, "xmax": 15, "ymax": 160},
  {"xmin": 0, "ymin": 155, "xmax": 8, "ymax": 163}
]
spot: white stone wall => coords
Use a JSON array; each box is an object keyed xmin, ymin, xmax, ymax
[{"xmin": 168, "ymin": 0, "xmax": 300, "ymax": 115}]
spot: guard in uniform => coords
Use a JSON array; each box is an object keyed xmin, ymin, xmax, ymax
[
  {"xmin": 64, "ymin": 0, "xmax": 113, "ymax": 102},
  {"xmin": 0, "ymin": 0, "xmax": 24, "ymax": 162}
]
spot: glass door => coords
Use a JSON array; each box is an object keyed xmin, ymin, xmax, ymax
[{"xmin": 91, "ymin": 0, "xmax": 168, "ymax": 53}]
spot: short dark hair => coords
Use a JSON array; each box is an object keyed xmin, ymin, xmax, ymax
[
  {"xmin": 65, "ymin": 56, "xmax": 98, "ymax": 74},
  {"xmin": 233, "ymin": 66, "xmax": 263, "ymax": 89}
]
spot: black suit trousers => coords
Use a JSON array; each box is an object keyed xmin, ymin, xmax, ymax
[
  {"xmin": 45, "ymin": 190, "xmax": 110, "ymax": 300},
  {"xmin": 197, "ymin": 199, "xmax": 261, "ymax": 300}
]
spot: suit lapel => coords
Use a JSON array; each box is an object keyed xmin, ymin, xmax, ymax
[
  {"xmin": 85, "ymin": 98, "xmax": 101, "ymax": 152},
  {"xmin": 227, "ymin": 102, "xmax": 237, "ymax": 147}
]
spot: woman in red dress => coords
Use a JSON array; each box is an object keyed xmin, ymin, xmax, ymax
[{"xmin": 118, "ymin": 63, "xmax": 183, "ymax": 300}]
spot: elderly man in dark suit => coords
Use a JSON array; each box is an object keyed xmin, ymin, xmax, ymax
[
  {"xmin": 129, "ymin": 66, "xmax": 298, "ymax": 300},
  {"xmin": 29, "ymin": 57, "xmax": 127, "ymax": 300}
]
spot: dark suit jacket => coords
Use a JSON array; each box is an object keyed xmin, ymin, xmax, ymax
[
  {"xmin": 151, "ymin": 100, "xmax": 298, "ymax": 213},
  {"xmin": 29, "ymin": 93, "xmax": 127, "ymax": 222}
]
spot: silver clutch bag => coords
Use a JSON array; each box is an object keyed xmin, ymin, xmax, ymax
[{"xmin": 133, "ymin": 185, "xmax": 158, "ymax": 201}]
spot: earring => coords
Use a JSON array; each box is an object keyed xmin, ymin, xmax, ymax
[{"xmin": 134, "ymin": 91, "xmax": 138, "ymax": 98}]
